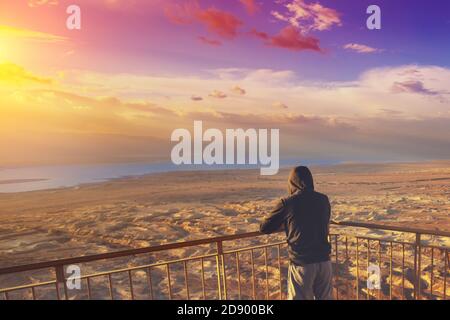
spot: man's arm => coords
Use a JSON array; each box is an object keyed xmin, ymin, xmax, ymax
[{"xmin": 260, "ymin": 199, "xmax": 288, "ymax": 234}]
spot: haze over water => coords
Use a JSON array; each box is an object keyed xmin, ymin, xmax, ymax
[
  {"xmin": 0, "ymin": 159, "xmax": 340, "ymax": 193},
  {"xmin": 0, "ymin": 163, "xmax": 178, "ymax": 193}
]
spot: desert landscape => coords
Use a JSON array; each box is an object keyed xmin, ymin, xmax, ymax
[{"xmin": 0, "ymin": 161, "xmax": 449, "ymax": 299}]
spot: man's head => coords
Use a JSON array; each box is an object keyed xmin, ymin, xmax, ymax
[{"xmin": 288, "ymin": 166, "xmax": 314, "ymax": 194}]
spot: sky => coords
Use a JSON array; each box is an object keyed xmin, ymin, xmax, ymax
[{"xmin": 0, "ymin": 0, "xmax": 450, "ymax": 166}]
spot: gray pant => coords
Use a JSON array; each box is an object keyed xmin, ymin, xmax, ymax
[{"xmin": 288, "ymin": 261, "xmax": 333, "ymax": 300}]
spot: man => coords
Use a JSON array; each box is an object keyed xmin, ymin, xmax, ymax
[{"xmin": 260, "ymin": 166, "xmax": 332, "ymax": 300}]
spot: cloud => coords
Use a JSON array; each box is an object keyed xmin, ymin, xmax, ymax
[
  {"xmin": 266, "ymin": 26, "xmax": 321, "ymax": 52},
  {"xmin": 165, "ymin": 1, "xmax": 243, "ymax": 39},
  {"xmin": 164, "ymin": 0, "xmax": 200, "ymax": 24},
  {"xmin": 167, "ymin": 1, "xmax": 329, "ymax": 49},
  {"xmin": 198, "ymin": 36, "xmax": 222, "ymax": 46},
  {"xmin": 101, "ymin": 0, "xmax": 143, "ymax": 10},
  {"xmin": 239, "ymin": 0, "xmax": 260, "ymax": 15},
  {"xmin": 379, "ymin": 108, "xmax": 403, "ymax": 116},
  {"xmin": 3, "ymin": 63, "xmax": 450, "ymax": 164},
  {"xmin": 391, "ymin": 80, "xmax": 439, "ymax": 95},
  {"xmin": 358, "ymin": 65, "xmax": 449, "ymax": 102},
  {"xmin": 0, "ymin": 25, "xmax": 67, "ymax": 43},
  {"xmin": 0, "ymin": 62, "xmax": 53, "ymax": 85},
  {"xmin": 209, "ymin": 68, "xmax": 296, "ymax": 84},
  {"xmin": 231, "ymin": 85, "xmax": 246, "ymax": 95},
  {"xmin": 12, "ymin": 88, "xmax": 172, "ymax": 117},
  {"xmin": 250, "ymin": 26, "xmax": 321, "ymax": 52},
  {"xmin": 249, "ymin": 28, "xmax": 269, "ymax": 40},
  {"xmin": 0, "ymin": 86, "xmax": 170, "ymax": 165},
  {"xmin": 344, "ymin": 43, "xmax": 381, "ymax": 54},
  {"xmin": 195, "ymin": 7, "xmax": 243, "ymax": 38},
  {"xmin": 273, "ymin": 101, "xmax": 288, "ymax": 109},
  {"xmin": 271, "ymin": 0, "xmax": 341, "ymax": 32},
  {"xmin": 208, "ymin": 90, "xmax": 227, "ymax": 98},
  {"xmin": 27, "ymin": 0, "xmax": 58, "ymax": 7},
  {"xmin": 191, "ymin": 95, "xmax": 203, "ymax": 101},
  {"xmin": 60, "ymin": 64, "xmax": 450, "ymax": 120}
]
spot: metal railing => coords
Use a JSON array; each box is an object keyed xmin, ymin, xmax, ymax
[{"xmin": 0, "ymin": 220, "xmax": 449, "ymax": 300}]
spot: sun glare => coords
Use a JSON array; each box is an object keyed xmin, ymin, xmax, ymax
[{"xmin": 0, "ymin": 37, "xmax": 18, "ymax": 63}]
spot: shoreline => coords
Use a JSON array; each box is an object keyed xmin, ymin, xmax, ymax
[
  {"xmin": 0, "ymin": 178, "xmax": 49, "ymax": 185},
  {"xmin": 1, "ymin": 159, "xmax": 450, "ymax": 194}
]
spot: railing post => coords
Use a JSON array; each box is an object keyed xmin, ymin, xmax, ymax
[
  {"xmin": 413, "ymin": 233, "xmax": 421, "ymax": 300},
  {"xmin": 55, "ymin": 265, "xmax": 67, "ymax": 300},
  {"xmin": 215, "ymin": 241, "xmax": 223, "ymax": 300},
  {"xmin": 222, "ymin": 260, "xmax": 228, "ymax": 299},
  {"xmin": 356, "ymin": 238, "xmax": 360, "ymax": 300},
  {"xmin": 444, "ymin": 249, "xmax": 448, "ymax": 300},
  {"xmin": 335, "ymin": 235, "xmax": 339, "ymax": 300}
]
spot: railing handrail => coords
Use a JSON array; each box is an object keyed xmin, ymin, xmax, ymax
[
  {"xmin": 0, "ymin": 220, "xmax": 449, "ymax": 276},
  {"xmin": 331, "ymin": 220, "xmax": 450, "ymax": 237}
]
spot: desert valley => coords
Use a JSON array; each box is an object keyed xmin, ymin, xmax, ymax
[{"xmin": 0, "ymin": 161, "xmax": 449, "ymax": 299}]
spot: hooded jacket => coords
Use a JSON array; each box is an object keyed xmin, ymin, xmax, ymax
[{"xmin": 260, "ymin": 166, "xmax": 331, "ymax": 265}]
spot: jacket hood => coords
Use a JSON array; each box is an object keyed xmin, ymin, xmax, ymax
[{"xmin": 288, "ymin": 166, "xmax": 314, "ymax": 195}]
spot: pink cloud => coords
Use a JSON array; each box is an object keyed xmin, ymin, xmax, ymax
[
  {"xmin": 198, "ymin": 36, "xmax": 222, "ymax": 46},
  {"xmin": 239, "ymin": 0, "xmax": 260, "ymax": 15},
  {"xmin": 271, "ymin": 0, "xmax": 341, "ymax": 32},
  {"xmin": 165, "ymin": 1, "xmax": 243, "ymax": 39},
  {"xmin": 164, "ymin": 1, "xmax": 200, "ymax": 24},
  {"xmin": 249, "ymin": 28, "xmax": 269, "ymax": 40},
  {"xmin": 264, "ymin": 26, "xmax": 321, "ymax": 52},
  {"xmin": 195, "ymin": 8, "xmax": 243, "ymax": 38},
  {"xmin": 270, "ymin": 26, "xmax": 321, "ymax": 52},
  {"xmin": 28, "ymin": 0, "xmax": 58, "ymax": 7},
  {"xmin": 344, "ymin": 43, "xmax": 381, "ymax": 54}
]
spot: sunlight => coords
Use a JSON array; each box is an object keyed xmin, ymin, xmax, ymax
[
  {"xmin": 0, "ymin": 39, "xmax": 12, "ymax": 62},
  {"xmin": 0, "ymin": 25, "xmax": 67, "ymax": 42}
]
